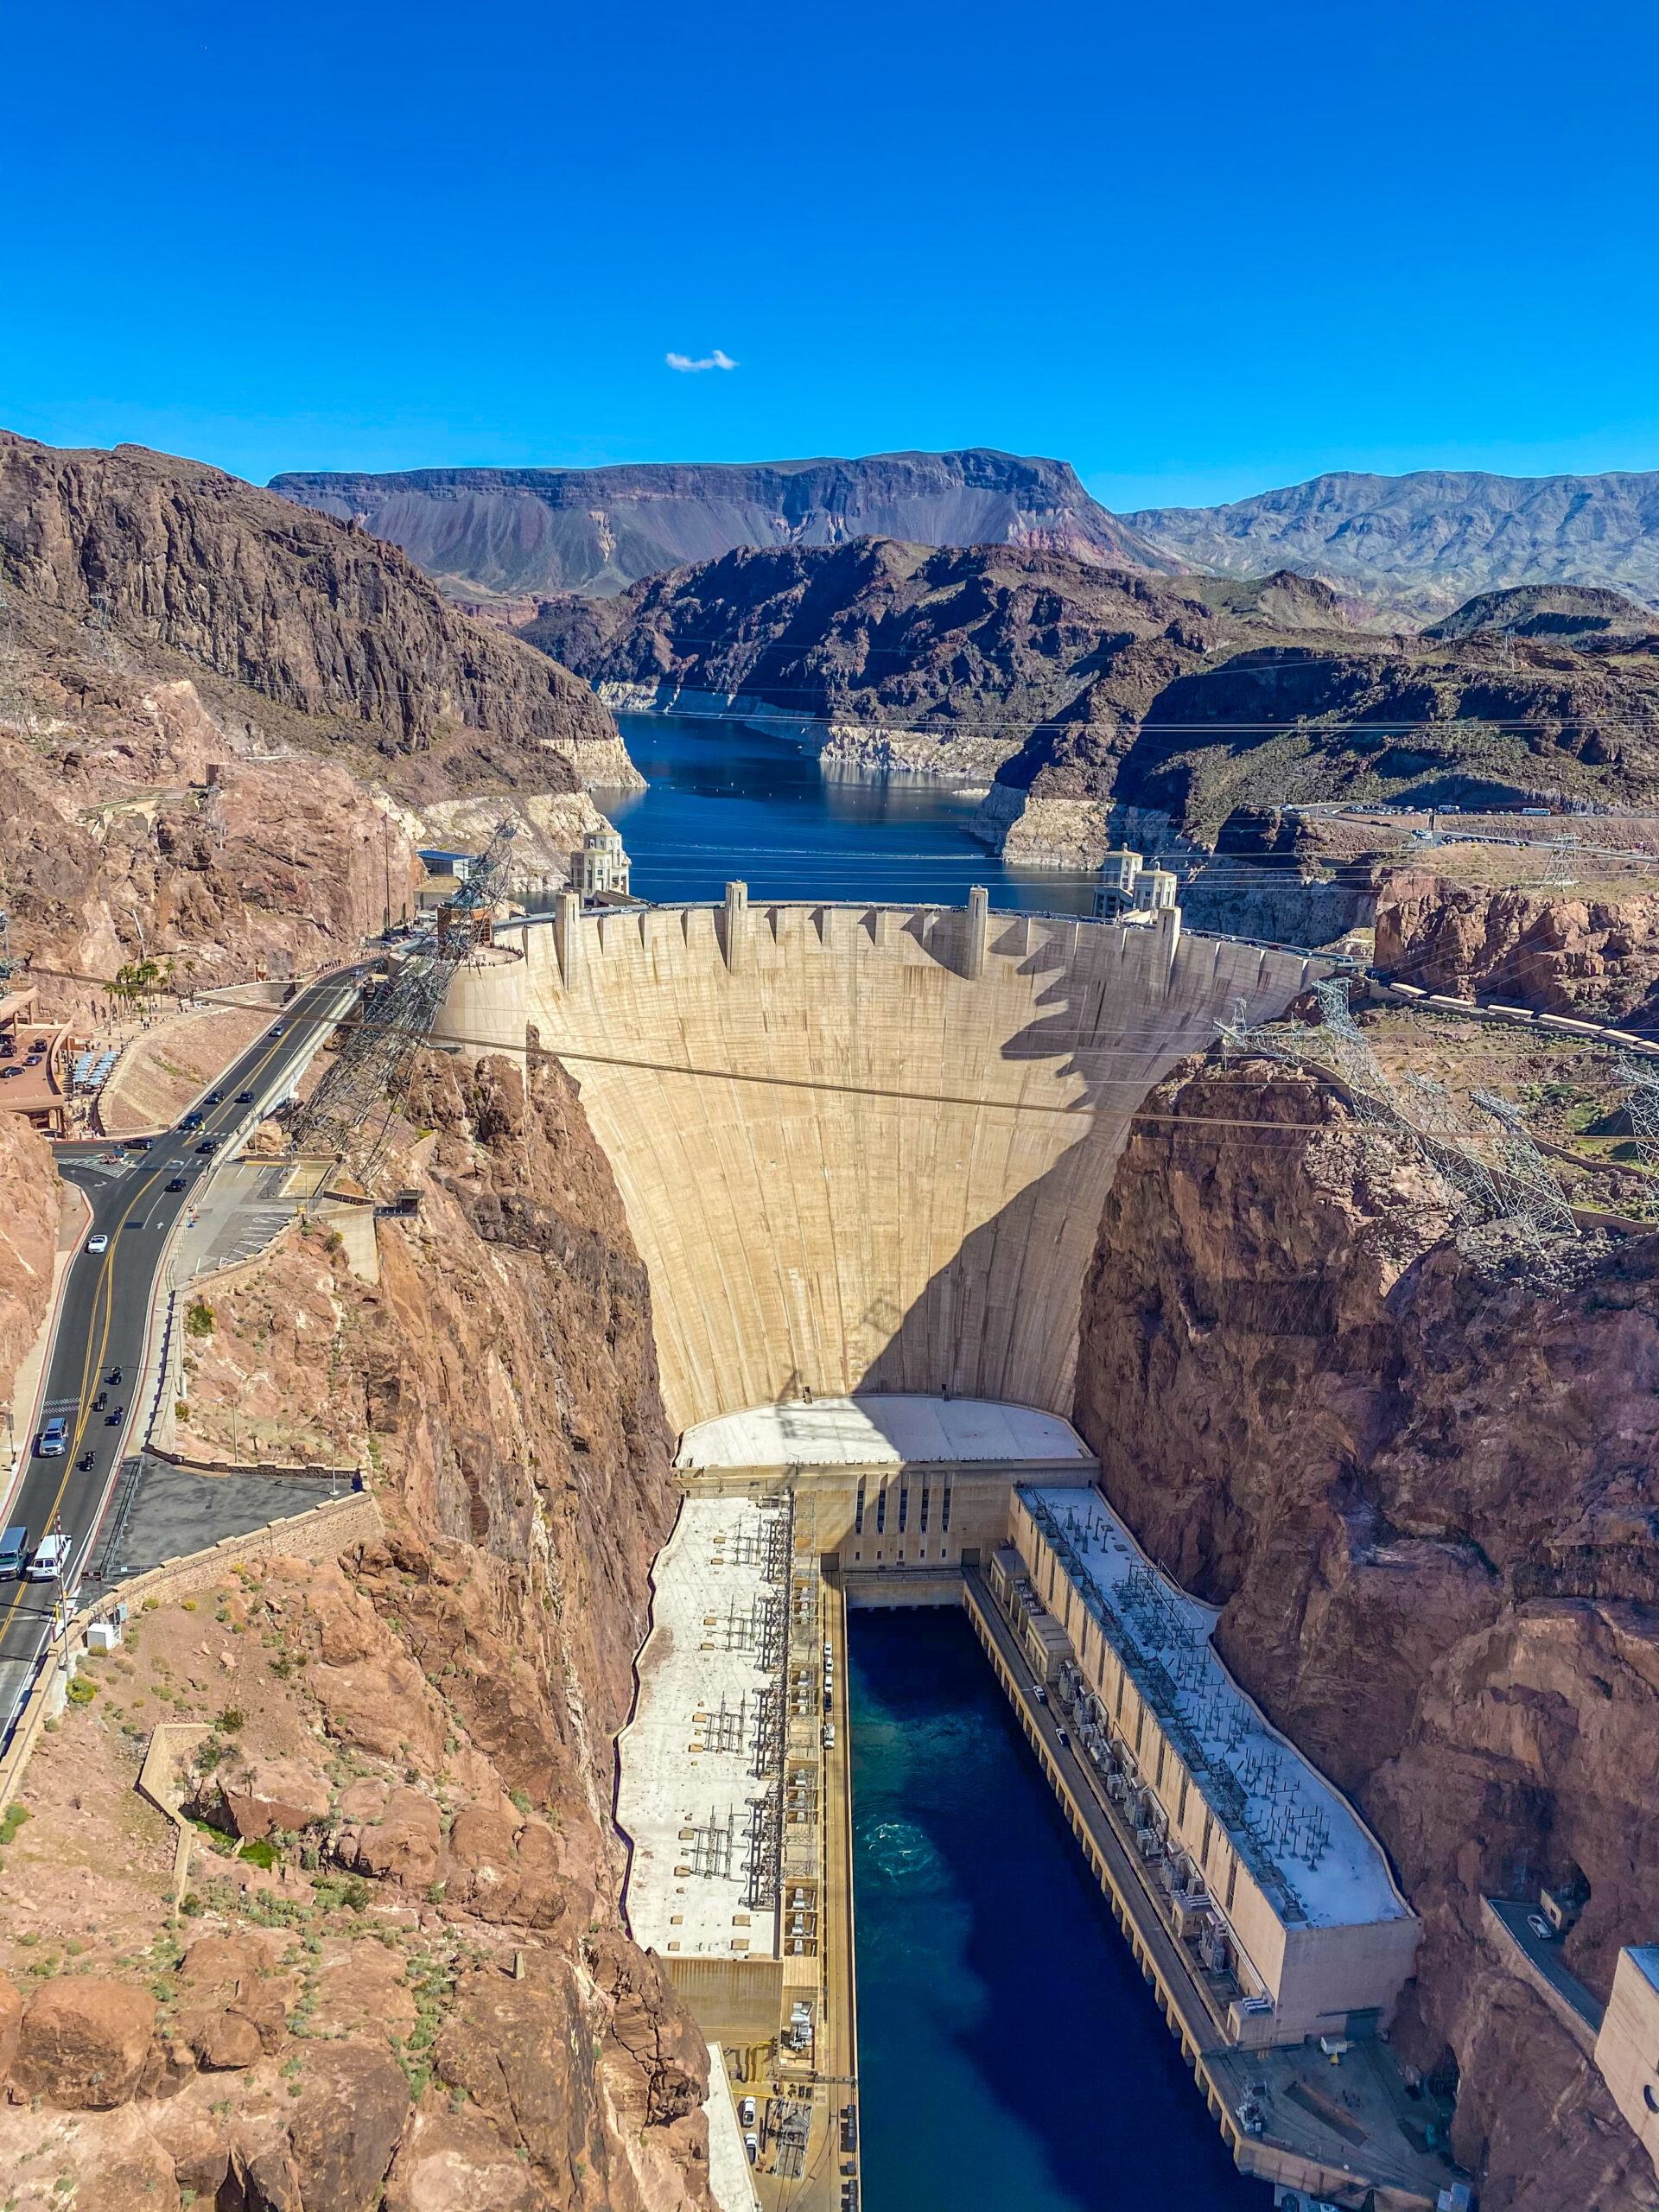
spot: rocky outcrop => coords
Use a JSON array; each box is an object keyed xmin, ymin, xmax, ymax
[
  {"xmin": 0, "ymin": 430, "xmax": 613, "ymax": 785},
  {"xmin": 1375, "ymin": 869, "xmax": 1659, "ymax": 1025},
  {"xmin": 12, "ymin": 1979, "xmax": 159, "ymax": 2107},
  {"xmin": 1074, "ymin": 1057, "xmax": 1659, "ymax": 2209},
  {"xmin": 270, "ymin": 448, "xmax": 1169, "ymax": 599}
]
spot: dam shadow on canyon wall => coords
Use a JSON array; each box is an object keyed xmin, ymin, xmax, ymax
[{"xmin": 478, "ymin": 894, "xmax": 1335, "ymax": 1429}]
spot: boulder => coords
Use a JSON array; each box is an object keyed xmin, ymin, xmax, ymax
[
  {"xmin": 221, "ymin": 1755, "xmax": 332, "ymax": 1840},
  {"xmin": 384, "ymin": 2107, "xmax": 539, "ymax": 2212},
  {"xmin": 287, "ymin": 2044, "xmax": 410, "ymax": 2212},
  {"xmin": 338, "ymin": 1784, "xmax": 442, "ymax": 1887},
  {"xmin": 191, "ymin": 2007, "xmax": 264, "ymax": 2070},
  {"xmin": 12, "ymin": 1977, "xmax": 157, "ymax": 2108}
]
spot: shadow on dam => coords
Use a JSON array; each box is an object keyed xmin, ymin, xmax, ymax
[
  {"xmin": 856, "ymin": 915, "xmax": 1143, "ymax": 1400},
  {"xmin": 850, "ymin": 1607, "xmax": 1267, "ymax": 2212}
]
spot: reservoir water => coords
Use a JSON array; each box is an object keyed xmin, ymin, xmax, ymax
[
  {"xmin": 603, "ymin": 713, "xmax": 1098, "ymax": 912},
  {"xmin": 849, "ymin": 1608, "xmax": 1267, "ymax": 2212}
]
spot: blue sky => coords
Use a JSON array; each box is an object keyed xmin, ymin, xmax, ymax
[{"xmin": 5, "ymin": 0, "xmax": 1657, "ymax": 510}]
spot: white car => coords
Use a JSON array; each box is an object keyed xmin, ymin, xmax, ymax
[{"xmin": 86, "ymin": 1234, "xmax": 108, "ymax": 1255}]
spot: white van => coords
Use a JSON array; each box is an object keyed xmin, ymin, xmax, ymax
[{"xmin": 27, "ymin": 1533, "xmax": 71, "ymax": 1581}]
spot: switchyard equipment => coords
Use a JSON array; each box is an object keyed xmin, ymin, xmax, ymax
[{"xmin": 286, "ymin": 817, "xmax": 517, "ymax": 1173}]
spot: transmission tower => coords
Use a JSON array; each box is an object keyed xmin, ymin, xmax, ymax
[
  {"xmin": 1618, "ymin": 1058, "xmax": 1659, "ymax": 1174},
  {"xmin": 1242, "ymin": 981, "xmax": 1574, "ymax": 1249},
  {"xmin": 286, "ymin": 818, "xmax": 517, "ymax": 1174},
  {"xmin": 1471, "ymin": 1090, "xmax": 1578, "ymax": 1238}
]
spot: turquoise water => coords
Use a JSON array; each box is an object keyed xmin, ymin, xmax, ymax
[
  {"xmin": 849, "ymin": 1608, "xmax": 1267, "ymax": 2212},
  {"xmin": 602, "ymin": 713, "xmax": 1097, "ymax": 913}
]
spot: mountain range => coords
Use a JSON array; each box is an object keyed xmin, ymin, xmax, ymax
[{"xmin": 272, "ymin": 451, "xmax": 1659, "ymax": 621}]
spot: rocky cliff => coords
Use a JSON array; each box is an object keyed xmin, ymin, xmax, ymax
[
  {"xmin": 0, "ymin": 1111, "xmax": 60, "ymax": 1416},
  {"xmin": 1375, "ymin": 870, "xmax": 1659, "ymax": 1025},
  {"xmin": 0, "ymin": 1047, "xmax": 714, "ymax": 2211},
  {"xmin": 1074, "ymin": 1055, "xmax": 1659, "ymax": 2209},
  {"xmin": 270, "ymin": 448, "xmax": 1168, "ymax": 601},
  {"xmin": 0, "ymin": 431, "xmax": 614, "ymax": 793}
]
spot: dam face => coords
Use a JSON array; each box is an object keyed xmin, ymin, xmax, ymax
[{"xmin": 474, "ymin": 896, "xmax": 1326, "ymax": 1432}]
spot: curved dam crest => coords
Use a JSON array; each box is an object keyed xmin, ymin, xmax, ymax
[{"xmin": 442, "ymin": 897, "xmax": 1333, "ymax": 1431}]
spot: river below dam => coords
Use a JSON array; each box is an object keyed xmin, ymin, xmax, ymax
[
  {"xmin": 603, "ymin": 712, "xmax": 1099, "ymax": 912},
  {"xmin": 849, "ymin": 1608, "xmax": 1267, "ymax": 2212}
]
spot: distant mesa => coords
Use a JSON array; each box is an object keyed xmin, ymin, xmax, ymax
[{"xmin": 267, "ymin": 449, "xmax": 1173, "ymax": 601}]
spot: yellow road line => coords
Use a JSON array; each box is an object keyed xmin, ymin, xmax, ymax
[{"xmin": 0, "ymin": 1001, "xmax": 316, "ymax": 1641}]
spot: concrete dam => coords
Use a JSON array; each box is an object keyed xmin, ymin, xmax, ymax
[{"xmin": 452, "ymin": 889, "xmax": 1330, "ymax": 1430}]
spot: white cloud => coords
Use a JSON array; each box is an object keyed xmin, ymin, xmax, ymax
[{"xmin": 666, "ymin": 348, "xmax": 738, "ymax": 373}]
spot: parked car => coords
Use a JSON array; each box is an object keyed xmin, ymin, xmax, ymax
[
  {"xmin": 27, "ymin": 1533, "xmax": 72, "ymax": 1581},
  {"xmin": 0, "ymin": 1066, "xmax": 22, "ymax": 1080},
  {"xmin": 86, "ymin": 1233, "xmax": 108, "ymax": 1254},
  {"xmin": 0, "ymin": 1526, "xmax": 29, "ymax": 1578},
  {"xmin": 37, "ymin": 1418, "xmax": 67, "ymax": 1457}
]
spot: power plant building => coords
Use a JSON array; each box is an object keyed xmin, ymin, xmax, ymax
[{"xmin": 1001, "ymin": 1485, "xmax": 1421, "ymax": 2049}]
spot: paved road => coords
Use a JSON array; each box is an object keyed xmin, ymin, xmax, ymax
[{"xmin": 0, "ymin": 974, "xmax": 358, "ymax": 1725}]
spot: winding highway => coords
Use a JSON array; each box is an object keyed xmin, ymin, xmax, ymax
[{"xmin": 0, "ymin": 973, "xmax": 359, "ymax": 1727}]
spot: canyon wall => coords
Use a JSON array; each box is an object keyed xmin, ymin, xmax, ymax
[
  {"xmin": 0, "ymin": 1049, "xmax": 715, "ymax": 2211},
  {"xmin": 1073, "ymin": 1058, "xmax": 1659, "ymax": 2211},
  {"xmin": 506, "ymin": 901, "xmax": 1333, "ymax": 1433},
  {"xmin": 0, "ymin": 430, "xmax": 613, "ymax": 789}
]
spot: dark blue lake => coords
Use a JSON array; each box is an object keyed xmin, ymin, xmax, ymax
[
  {"xmin": 849, "ymin": 1608, "xmax": 1268, "ymax": 2212},
  {"xmin": 602, "ymin": 713, "xmax": 1097, "ymax": 913}
]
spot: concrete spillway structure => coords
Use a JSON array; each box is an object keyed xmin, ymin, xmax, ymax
[{"xmin": 464, "ymin": 894, "xmax": 1332, "ymax": 1432}]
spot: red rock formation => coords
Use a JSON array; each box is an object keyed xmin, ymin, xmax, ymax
[
  {"xmin": 1074, "ymin": 1058, "xmax": 1659, "ymax": 2210},
  {"xmin": 12, "ymin": 1978, "xmax": 158, "ymax": 2108},
  {"xmin": 1376, "ymin": 868, "xmax": 1659, "ymax": 1024},
  {"xmin": 0, "ymin": 1112, "xmax": 60, "ymax": 1413}
]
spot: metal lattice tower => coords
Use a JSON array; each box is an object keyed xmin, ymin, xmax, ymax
[
  {"xmin": 287, "ymin": 818, "xmax": 518, "ymax": 1172},
  {"xmin": 1396, "ymin": 1074, "xmax": 1503, "ymax": 1220},
  {"xmin": 1619, "ymin": 1058, "xmax": 1659, "ymax": 1173},
  {"xmin": 1243, "ymin": 981, "xmax": 1574, "ymax": 1248},
  {"xmin": 1471, "ymin": 1089, "xmax": 1578, "ymax": 1237}
]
